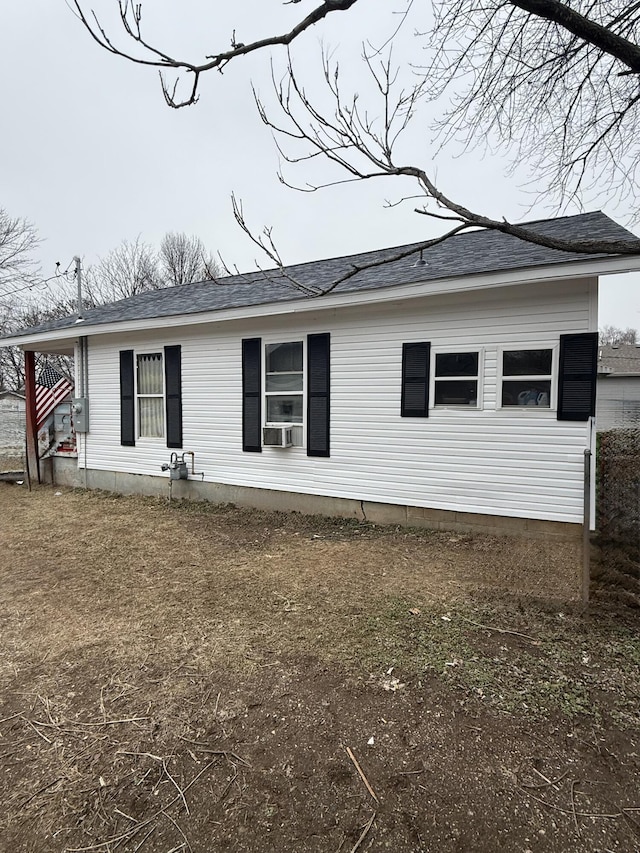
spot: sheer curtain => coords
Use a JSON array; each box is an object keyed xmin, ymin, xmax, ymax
[{"xmin": 137, "ymin": 353, "xmax": 164, "ymax": 437}]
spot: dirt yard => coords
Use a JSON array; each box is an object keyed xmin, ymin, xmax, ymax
[{"xmin": 0, "ymin": 484, "xmax": 638, "ymax": 853}]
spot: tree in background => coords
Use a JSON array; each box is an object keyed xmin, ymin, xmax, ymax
[
  {"xmin": 159, "ymin": 232, "xmax": 219, "ymax": 287},
  {"xmin": 0, "ymin": 207, "xmax": 47, "ymax": 391},
  {"xmin": 599, "ymin": 326, "xmax": 638, "ymax": 346},
  {"xmin": 73, "ymin": 1, "xmax": 640, "ymax": 267},
  {"xmin": 81, "ymin": 233, "xmax": 221, "ymax": 305},
  {"xmin": 82, "ymin": 237, "xmax": 161, "ymax": 306},
  {"xmin": 0, "ymin": 299, "xmax": 77, "ymax": 392},
  {"xmin": 0, "ymin": 217, "xmax": 221, "ymax": 390},
  {"xmin": 0, "ymin": 208, "xmax": 40, "ymax": 311}
]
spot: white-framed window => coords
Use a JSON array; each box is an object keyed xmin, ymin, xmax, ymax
[
  {"xmin": 265, "ymin": 341, "xmax": 304, "ymax": 424},
  {"xmin": 136, "ymin": 352, "xmax": 165, "ymax": 438},
  {"xmin": 500, "ymin": 347, "xmax": 555, "ymax": 409},
  {"xmin": 433, "ymin": 350, "xmax": 481, "ymax": 407}
]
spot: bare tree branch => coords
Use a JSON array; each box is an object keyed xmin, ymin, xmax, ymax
[
  {"xmin": 0, "ymin": 209, "xmax": 41, "ymax": 307},
  {"xmin": 510, "ymin": 0, "xmax": 640, "ymax": 72},
  {"xmin": 231, "ymin": 194, "xmax": 323, "ymax": 296},
  {"xmin": 259, "ymin": 53, "xmax": 640, "ymax": 255},
  {"xmin": 70, "ymin": 2, "xmax": 640, "ymax": 270},
  {"xmin": 425, "ymin": 1, "xmax": 640, "ymax": 208},
  {"xmin": 73, "ymin": 0, "xmax": 360, "ymax": 107}
]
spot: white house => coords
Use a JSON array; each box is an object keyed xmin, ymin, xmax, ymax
[
  {"xmin": 0, "ymin": 390, "xmax": 25, "ymax": 459},
  {"xmin": 3, "ymin": 212, "xmax": 640, "ymax": 540},
  {"xmin": 597, "ymin": 343, "xmax": 640, "ymax": 431}
]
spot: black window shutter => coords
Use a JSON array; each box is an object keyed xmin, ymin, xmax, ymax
[
  {"xmin": 242, "ymin": 338, "xmax": 262, "ymax": 452},
  {"xmin": 557, "ymin": 332, "xmax": 598, "ymax": 421},
  {"xmin": 164, "ymin": 345, "xmax": 183, "ymax": 449},
  {"xmin": 401, "ymin": 342, "xmax": 431, "ymax": 417},
  {"xmin": 119, "ymin": 350, "xmax": 135, "ymax": 446},
  {"xmin": 307, "ymin": 333, "xmax": 330, "ymax": 458}
]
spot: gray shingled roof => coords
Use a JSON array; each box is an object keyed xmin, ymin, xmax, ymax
[
  {"xmin": 5, "ymin": 211, "xmax": 638, "ymax": 340},
  {"xmin": 599, "ymin": 343, "xmax": 640, "ymax": 375}
]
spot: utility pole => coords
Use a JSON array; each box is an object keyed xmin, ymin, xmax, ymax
[{"xmin": 75, "ymin": 255, "xmax": 83, "ymax": 321}]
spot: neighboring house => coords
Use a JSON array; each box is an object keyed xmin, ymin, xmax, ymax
[
  {"xmin": 2, "ymin": 211, "xmax": 640, "ymax": 540},
  {"xmin": 597, "ymin": 344, "xmax": 640, "ymax": 431},
  {"xmin": 0, "ymin": 390, "xmax": 26, "ymax": 458},
  {"xmin": 0, "ymin": 387, "xmax": 75, "ymax": 467}
]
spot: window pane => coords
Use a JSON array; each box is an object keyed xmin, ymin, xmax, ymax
[
  {"xmin": 435, "ymin": 352, "xmax": 478, "ymax": 377},
  {"xmin": 266, "ymin": 373, "xmax": 303, "ymax": 392},
  {"xmin": 503, "ymin": 349, "xmax": 552, "ymax": 376},
  {"xmin": 434, "ymin": 380, "xmax": 478, "ymax": 406},
  {"xmin": 267, "ymin": 395, "xmax": 303, "ymax": 423},
  {"xmin": 502, "ymin": 380, "xmax": 551, "ymax": 407},
  {"xmin": 266, "ymin": 342, "xmax": 303, "ymax": 373},
  {"xmin": 138, "ymin": 397, "xmax": 164, "ymax": 436},
  {"xmin": 137, "ymin": 353, "xmax": 163, "ymax": 394}
]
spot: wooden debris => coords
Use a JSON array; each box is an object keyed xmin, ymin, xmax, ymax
[
  {"xmin": 350, "ymin": 812, "xmax": 376, "ymax": 853},
  {"xmin": 346, "ymin": 747, "xmax": 379, "ymax": 804}
]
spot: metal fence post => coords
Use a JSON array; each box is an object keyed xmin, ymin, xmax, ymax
[{"xmin": 583, "ymin": 448, "xmax": 591, "ymax": 606}]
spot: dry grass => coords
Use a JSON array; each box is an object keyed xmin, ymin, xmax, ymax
[
  {"xmin": 0, "ymin": 484, "xmax": 581, "ymax": 679},
  {"xmin": 1, "ymin": 484, "xmax": 638, "ymax": 853}
]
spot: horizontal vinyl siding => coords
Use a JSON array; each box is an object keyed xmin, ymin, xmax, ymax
[{"xmin": 82, "ymin": 278, "xmax": 595, "ymax": 523}]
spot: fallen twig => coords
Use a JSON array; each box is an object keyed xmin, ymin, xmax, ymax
[
  {"xmin": 14, "ymin": 777, "xmax": 63, "ymax": 813},
  {"xmin": 117, "ymin": 751, "xmax": 163, "ymax": 762},
  {"xmin": 66, "ymin": 759, "xmax": 217, "ymax": 851},
  {"xmin": 570, "ymin": 779, "xmax": 581, "ymax": 836},
  {"xmin": 29, "ymin": 715, "xmax": 149, "ymax": 729},
  {"xmin": 161, "ymin": 809, "xmax": 192, "ymax": 852},
  {"xmin": 520, "ymin": 768, "xmax": 569, "ymax": 791},
  {"xmin": 175, "ymin": 737, "xmax": 250, "ymax": 767},
  {"xmin": 163, "ymin": 758, "xmax": 190, "ymax": 815},
  {"xmin": 22, "ymin": 716, "xmax": 53, "ymax": 745},
  {"xmin": 132, "ymin": 825, "xmax": 156, "ymax": 851},
  {"xmin": 114, "ymin": 807, "xmax": 137, "ymax": 822},
  {"xmin": 0, "ymin": 711, "xmax": 24, "ymax": 725},
  {"xmin": 71, "ymin": 716, "xmax": 150, "ymax": 726},
  {"xmin": 18, "ymin": 718, "xmax": 104, "ymax": 740},
  {"xmin": 219, "ymin": 766, "xmax": 239, "ymax": 801},
  {"xmin": 519, "ymin": 788, "xmax": 622, "ymax": 819},
  {"xmin": 350, "ymin": 812, "xmax": 376, "ymax": 853},
  {"xmin": 346, "ymin": 747, "xmax": 379, "ymax": 804},
  {"xmin": 37, "ymin": 694, "xmax": 56, "ymax": 727},
  {"xmin": 460, "ymin": 615, "xmax": 537, "ymax": 643}
]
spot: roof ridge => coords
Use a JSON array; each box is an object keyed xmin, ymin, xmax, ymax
[{"xmin": 210, "ymin": 210, "xmax": 610, "ymax": 282}]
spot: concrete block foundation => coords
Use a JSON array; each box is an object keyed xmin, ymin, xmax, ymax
[{"xmin": 50, "ymin": 456, "xmax": 581, "ymax": 542}]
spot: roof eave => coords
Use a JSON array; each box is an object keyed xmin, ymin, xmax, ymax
[{"xmin": 4, "ymin": 253, "xmax": 640, "ymax": 350}]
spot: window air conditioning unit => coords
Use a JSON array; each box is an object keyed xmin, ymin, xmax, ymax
[{"xmin": 263, "ymin": 426, "xmax": 294, "ymax": 448}]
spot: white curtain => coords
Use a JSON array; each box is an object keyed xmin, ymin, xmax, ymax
[{"xmin": 137, "ymin": 354, "xmax": 164, "ymax": 437}]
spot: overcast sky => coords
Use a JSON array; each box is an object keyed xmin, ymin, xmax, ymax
[{"xmin": 1, "ymin": 0, "xmax": 639, "ymax": 329}]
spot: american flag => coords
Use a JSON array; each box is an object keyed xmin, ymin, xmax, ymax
[{"xmin": 36, "ymin": 363, "xmax": 73, "ymax": 428}]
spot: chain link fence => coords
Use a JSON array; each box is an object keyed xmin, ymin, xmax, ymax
[{"xmin": 595, "ymin": 429, "xmax": 640, "ymax": 606}]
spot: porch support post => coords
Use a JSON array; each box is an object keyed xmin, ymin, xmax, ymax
[{"xmin": 24, "ymin": 350, "xmax": 40, "ymax": 484}]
